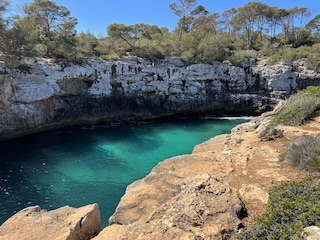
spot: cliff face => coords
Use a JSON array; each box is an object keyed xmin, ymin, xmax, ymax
[{"xmin": 1, "ymin": 55, "xmax": 319, "ymax": 140}]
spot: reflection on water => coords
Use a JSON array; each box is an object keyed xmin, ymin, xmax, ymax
[{"xmin": 0, "ymin": 117, "xmax": 249, "ymax": 227}]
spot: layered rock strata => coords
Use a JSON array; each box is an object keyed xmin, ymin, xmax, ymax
[{"xmin": 1, "ymin": 55, "xmax": 319, "ymax": 140}]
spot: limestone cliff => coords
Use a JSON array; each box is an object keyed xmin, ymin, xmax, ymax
[{"xmin": 1, "ymin": 55, "xmax": 319, "ymax": 140}]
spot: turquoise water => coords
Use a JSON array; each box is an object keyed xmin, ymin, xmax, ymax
[{"xmin": 0, "ymin": 117, "xmax": 249, "ymax": 227}]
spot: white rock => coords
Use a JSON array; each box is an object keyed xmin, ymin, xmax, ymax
[{"xmin": 302, "ymin": 226, "xmax": 320, "ymax": 240}]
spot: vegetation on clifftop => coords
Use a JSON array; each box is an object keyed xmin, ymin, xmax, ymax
[
  {"xmin": 238, "ymin": 178, "xmax": 320, "ymax": 240},
  {"xmin": 1, "ymin": 0, "xmax": 320, "ymax": 68},
  {"xmin": 260, "ymin": 86, "xmax": 320, "ymax": 171},
  {"xmin": 271, "ymin": 86, "xmax": 320, "ymax": 126},
  {"xmin": 241, "ymin": 86, "xmax": 320, "ymax": 239},
  {"xmin": 281, "ymin": 134, "xmax": 320, "ymax": 172},
  {"xmin": 260, "ymin": 86, "xmax": 320, "ymax": 139}
]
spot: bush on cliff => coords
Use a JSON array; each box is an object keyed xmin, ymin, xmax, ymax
[
  {"xmin": 259, "ymin": 86, "xmax": 320, "ymax": 139},
  {"xmin": 238, "ymin": 178, "xmax": 320, "ymax": 240},
  {"xmin": 280, "ymin": 134, "xmax": 320, "ymax": 172},
  {"xmin": 272, "ymin": 86, "xmax": 320, "ymax": 125},
  {"xmin": 267, "ymin": 44, "xmax": 320, "ymax": 72}
]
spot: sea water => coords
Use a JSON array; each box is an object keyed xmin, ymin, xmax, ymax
[{"xmin": 0, "ymin": 117, "xmax": 249, "ymax": 227}]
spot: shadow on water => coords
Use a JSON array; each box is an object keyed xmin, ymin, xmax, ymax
[{"xmin": 0, "ymin": 117, "xmax": 249, "ymax": 227}]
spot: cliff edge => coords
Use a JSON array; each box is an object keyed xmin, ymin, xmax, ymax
[
  {"xmin": 93, "ymin": 109, "xmax": 320, "ymax": 239},
  {"xmin": 1, "ymin": 107, "xmax": 319, "ymax": 239}
]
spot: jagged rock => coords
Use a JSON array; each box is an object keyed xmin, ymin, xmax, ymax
[
  {"xmin": 145, "ymin": 173, "xmax": 246, "ymax": 239},
  {"xmin": 93, "ymin": 223, "xmax": 195, "ymax": 240},
  {"xmin": 0, "ymin": 204, "xmax": 100, "ymax": 240},
  {"xmin": 253, "ymin": 63, "xmax": 297, "ymax": 91},
  {"xmin": 166, "ymin": 56, "xmax": 185, "ymax": 67}
]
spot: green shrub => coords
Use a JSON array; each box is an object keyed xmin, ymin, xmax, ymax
[
  {"xmin": 266, "ymin": 44, "xmax": 320, "ymax": 72},
  {"xmin": 100, "ymin": 53, "xmax": 121, "ymax": 61},
  {"xmin": 135, "ymin": 44, "xmax": 165, "ymax": 60},
  {"xmin": 281, "ymin": 134, "xmax": 320, "ymax": 172},
  {"xmin": 304, "ymin": 85, "xmax": 320, "ymax": 97},
  {"xmin": 260, "ymin": 86, "xmax": 320, "ymax": 139},
  {"xmin": 271, "ymin": 87, "xmax": 320, "ymax": 126},
  {"xmin": 227, "ymin": 50, "xmax": 258, "ymax": 67},
  {"xmin": 238, "ymin": 178, "xmax": 320, "ymax": 240}
]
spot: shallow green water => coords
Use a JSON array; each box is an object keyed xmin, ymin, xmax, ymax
[{"xmin": 0, "ymin": 117, "xmax": 249, "ymax": 227}]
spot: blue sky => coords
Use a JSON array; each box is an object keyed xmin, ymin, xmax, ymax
[{"xmin": 7, "ymin": 0, "xmax": 320, "ymax": 37}]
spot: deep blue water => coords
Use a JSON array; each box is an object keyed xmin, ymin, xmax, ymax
[{"xmin": 0, "ymin": 117, "xmax": 249, "ymax": 227}]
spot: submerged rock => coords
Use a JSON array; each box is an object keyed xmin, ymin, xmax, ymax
[{"xmin": 0, "ymin": 204, "xmax": 100, "ymax": 240}]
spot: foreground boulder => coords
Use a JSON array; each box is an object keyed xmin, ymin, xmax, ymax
[{"xmin": 0, "ymin": 204, "xmax": 100, "ymax": 240}]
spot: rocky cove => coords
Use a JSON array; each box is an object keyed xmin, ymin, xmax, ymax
[{"xmin": 1, "ymin": 55, "xmax": 320, "ymax": 239}]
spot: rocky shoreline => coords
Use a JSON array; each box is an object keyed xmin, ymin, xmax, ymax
[{"xmin": 1, "ymin": 109, "xmax": 319, "ymax": 239}]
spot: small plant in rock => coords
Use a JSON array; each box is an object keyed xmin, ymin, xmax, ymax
[
  {"xmin": 259, "ymin": 125, "xmax": 283, "ymax": 140},
  {"xmin": 238, "ymin": 178, "xmax": 320, "ymax": 240},
  {"xmin": 236, "ymin": 138, "xmax": 244, "ymax": 144},
  {"xmin": 281, "ymin": 134, "xmax": 320, "ymax": 172}
]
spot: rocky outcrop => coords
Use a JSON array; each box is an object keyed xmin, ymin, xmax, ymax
[
  {"xmin": 1, "ymin": 107, "xmax": 319, "ymax": 239},
  {"xmin": 0, "ymin": 203, "xmax": 100, "ymax": 240},
  {"xmin": 92, "ymin": 112, "xmax": 320, "ymax": 239},
  {"xmin": 1, "ymin": 54, "xmax": 319, "ymax": 140},
  {"xmin": 95, "ymin": 173, "xmax": 246, "ymax": 240}
]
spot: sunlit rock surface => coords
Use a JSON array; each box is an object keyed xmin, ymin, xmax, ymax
[
  {"xmin": 94, "ymin": 108, "xmax": 320, "ymax": 239},
  {"xmin": 1, "ymin": 106, "xmax": 319, "ymax": 239},
  {"xmin": 3, "ymin": 55, "xmax": 320, "ymax": 140},
  {"xmin": 0, "ymin": 203, "xmax": 100, "ymax": 240},
  {"xmin": 95, "ymin": 173, "xmax": 246, "ymax": 240}
]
